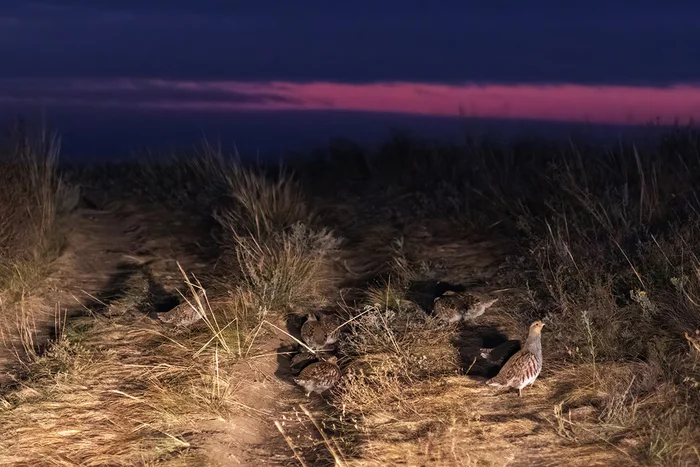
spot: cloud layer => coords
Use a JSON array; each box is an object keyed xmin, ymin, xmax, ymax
[{"xmin": 3, "ymin": 78, "xmax": 700, "ymax": 125}]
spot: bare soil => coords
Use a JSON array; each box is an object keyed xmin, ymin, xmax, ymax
[{"xmin": 0, "ymin": 191, "xmax": 644, "ymax": 466}]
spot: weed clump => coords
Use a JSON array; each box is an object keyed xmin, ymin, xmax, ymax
[{"xmin": 0, "ymin": 124, "xmax": 76, "ymax": 295}]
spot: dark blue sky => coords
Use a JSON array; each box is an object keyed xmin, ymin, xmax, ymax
[
  {"xmin": 4, "ymin": 1, "xmax": 700, "ymax": 84},
  {"xmin": 2, "ymin": 1, "xmax": 699, "ymax": 158}
]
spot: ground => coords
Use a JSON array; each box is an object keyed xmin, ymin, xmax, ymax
[
  {"xmin": 1, "ymin": 133, "xmax": 700, "ymax": 466},
  {"xmin": 0, "ymin": 195, "xmax": 632, "ymax": 466}
]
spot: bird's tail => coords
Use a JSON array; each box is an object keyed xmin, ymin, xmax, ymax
[{"xmin": 485, "ymin": 375, "xmax": 506, "ymax": 387}]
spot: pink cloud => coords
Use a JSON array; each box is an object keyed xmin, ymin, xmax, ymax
[
  {"xmin": 7, "ymin": 79, "xmax": 700, "ymax": 126},
  {"xmin": 143, "ymin": 80, "xmax": 700, "ymax": 125}
]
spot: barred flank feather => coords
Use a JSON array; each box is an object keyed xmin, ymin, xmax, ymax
[{"xmin": 486, "ymin": 321, "xmax": 544, "ymax": 396}]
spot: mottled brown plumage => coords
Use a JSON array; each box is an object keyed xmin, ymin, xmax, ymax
[
  {"xmin": 289, "ymin": 350, "xmax": 320, "ymax": 375},
  {"xmin": 293, "ymin": 355, "xmax": 342, "ymax": 396},
  {"xmin": 320, "ymin": 314, "xmax": 343, "ymax": 345},
  {"xmin": 300, "ymin": 313, "xmax": 328, "ymax": 351},
  {"xmin": 486, "ymin": 321, "xmax": 544, "ymax": 396},
  {"xmin": 156, "ymin": 289, "xmax": 206, "ymax": 328},
  {"xmin": 301, "ymin": 313, "xmax": 343, "ymax": 350},
  {"xmin": 433, "ymin": 291, "xmax": 499, "ymax": 323}
]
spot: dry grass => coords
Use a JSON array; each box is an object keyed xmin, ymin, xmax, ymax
[
  {"xmin": 213, "ymin": 162, "xmax": 310, "ymax": 240},
  {"xmin": 226, "ymin": 223, "xmax": 341, "ymax": 313},
  {"xmin": 0, "ymin": 332, "xmax": 192, "ymax": 466},
  {"xmin": 212, "ymin": 156, "xmax": 342, "ymax": 315},
  {"xmin": 0, "ymin": 124, "xmax": 78, "ymax": 382},
  {"xmin": 0, "ymin": 146, "xmax": 344, "ymax": 465},
  {"xmin": 0, "ymin": 125, "xmax": 76, "ymax": 296},
  {"xmin": 322, "ymin": 278, "xmax": 461, "ymax": 463},
  {"xmin": 292, "ymin": 130, "xmax": 700, "ymax": 465},
  {"xmin": 499, "ymin": 142, "xmax": 700, "ymax": 464},
  {"xmin": 0, "ymin": 138, "xmax": 301, "ymax": 465},
  {"xmin": 0, "ymin": 265, "xmax": 276, "ymax": 466},
  {"xmin": 71, "ymin": 141, "xmax": 238, "ymax": 210},
  {"xmin": 6, "ymin": 127, "xmax": 700, "ymax": 465}
]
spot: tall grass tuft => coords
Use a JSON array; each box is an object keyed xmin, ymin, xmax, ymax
[
  {"xmin": 227, "ymin": 223, "xmax": 341, "ymax": 312},
  {"xmin": 0, "ymin": 123, "xmax": 76, "ymax": 295},
  {"xmin": 211, "ymin": 151, "xmax": 341, "ymax": 315}
]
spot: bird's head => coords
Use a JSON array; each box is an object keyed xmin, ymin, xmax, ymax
[{"xmin": 529, "ymin": 320, "xmax": 545, "ymax": 335}]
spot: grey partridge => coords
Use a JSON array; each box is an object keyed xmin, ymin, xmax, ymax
[
  {"xmin": 290, "ymin": 350, "xmax": 331, "ymax": 375},
  {"xmin": 486, "ymin": 321, "xmax": 544, "ymax": 396},
  {"xmin": 433, "ymin": 291, "xmax": 498, "ymax": 323},
  {"xmin": 320, "ymin": 313, "xmax": 343, "ymax": 345},
  {"xmin": 300, "ymin": 313, "xmax": 327, "ymax": 351},
  {"xmin": 294, "ymin": 355, "xmax": 342, "ymax": 396},
  {"xmin": 156, "ymin": 289, "xmax": 206, "ymax": 327},
  {"xmin": 301, "ymin": 313, "xmax": 343, "ymax": 351}
]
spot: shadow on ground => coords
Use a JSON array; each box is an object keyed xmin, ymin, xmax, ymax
[
  {"xmin": 274, "ymin": 314, "xmax": 310, "ymax": 381},
  {"xmin": 454, "ymin": 324, "xmax": 521, "ymax": 380},
  {"xmin": 405, "ymin": 279, "xmax": 465, "ymax": 312}
]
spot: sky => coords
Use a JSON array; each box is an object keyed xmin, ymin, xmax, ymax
[{"xmin": 2, "ymin": 1, "xmax": 700, "ymax": 158}]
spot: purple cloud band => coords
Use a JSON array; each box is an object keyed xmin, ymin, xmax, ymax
[{"xmin": 3, "ymin": 78, "xmax": 699, "ymax": 125}]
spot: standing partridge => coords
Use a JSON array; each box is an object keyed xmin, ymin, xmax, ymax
[
  {"xmin": 486, "ymin": 321, "xmax": 544, "ymax": 396},
  {"xmin": 294, "ymin": 355, "xmax": 342, "ymax": 396},
  {"xmin": 433, "ymin": 291, "xmax": 499, "ymax": 323}
]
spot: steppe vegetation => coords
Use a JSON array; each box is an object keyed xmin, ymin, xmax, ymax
[{"xmin": 1, "ymin": 121, "xmax": 699, "ymax": 466}]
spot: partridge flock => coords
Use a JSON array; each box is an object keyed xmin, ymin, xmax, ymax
[
  {"xmin": 155, "ymin": 282, "xmax": 543, "ymax": 399},
  {"xmin": 289, "ymin": 289, "xmax": 546, "ymax": 397},
  {"xmin": 433, "ymin": 290, "xmax": 499, "ymax": 324},
  {"xmin": 291, "ymin": 311, "xmax": 346, "ymax": 396}
]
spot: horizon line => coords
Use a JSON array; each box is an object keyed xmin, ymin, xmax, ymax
[{"xmin": 2, "ymin": 78, "xmax": 700, "ymax": 126}]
